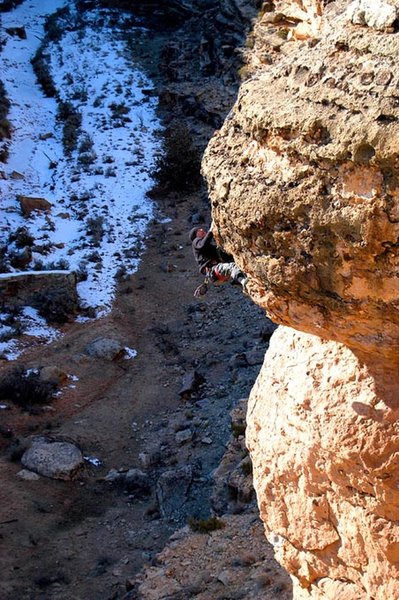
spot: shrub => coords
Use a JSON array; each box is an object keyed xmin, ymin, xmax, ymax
[
  {"xmin": 72, "ymin": 87, "xmax": 88, "ymax": 102},
  {"xmin": 86, "ymin": 215, "xmax": 105, "ymax": 244},
  {"xmin": 109, "ymin": 101, "xmax": 130, "ymax": 118},
  {"xmin": 34, "ymin": 258, "xmax": 69, "ymax": 271},
  {"xmin": 57, "ymin": 101, "xmax": 82, "ymax": 154},
  {"xmin": 78, "ymin": 134, "xmax": 93, "ymax": 153},
  {"xmin": 0, "ymin": 144, "xmax": 9, "ymax": 162},
  {"xmin": 31, "ymin": 45, "xmax": 57, "ymax": 97},
  {"xmin": 85, "ymin": 250, "xmax": 101, "ymax": 263},
  {"xmin": 0, "ymin": 81, "xmax": 11, "ymax": 150},
  {"xmin": 93, "ymin": 95, "xmax": 104, "ymax": 108},
  {"xmin": 240, "ymin": 456, "xmax": 253, "ymax": 476},
  {"xmin": 0, "ymin": 244, "xmax": 10, "ymax": 272},
  {"xmin": 77, "ymin": 151, "xmax": 97, "ymax": 165},
  {"xmin": 0, "ymin": 324, "xmax": 14, "ymax": 342},
  {"xmin": 104, "ymin": 166, "xmax": 116, "ymax": 177},
  {"xmin": 34, "ymin": 288, "xmax": 78, "ymax": 324},
  {"xmin": 0, "ymin": 117, "xmax": 11, "ymax": 140},
  {"xmin": 44, "ymin": 258, "xmax": 70, "ymax": 270},
  {"xmin": 0, "ymin": 366, "xmax": 56, "ymax": 409},
  {"xmin": 44, "ymin": 6, "xmax": 71, "ymax": 42},
  {"xmin": 188, "ymin": 515, "xmax": 225, "ymax": 533},
  {"xmin": 231, "ymin": 422, "xmax": 246, "ymax": 438},
  {"xmin": 0, "ymin": 0, "xmax": 25, "ymax": 12},
  {"xmin": 9, "ymin": 226, "xmax": 34, "ymax": 248},
  {"xmin": 154, "ymin": 122, "xmax": 202, "ymax": 192}
]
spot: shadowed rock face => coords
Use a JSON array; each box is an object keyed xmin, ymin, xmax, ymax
[
  {"xmin": 204, "ymin": 0, "xmax": 399, "ymax": 360},
  {"xmin": 203, "ymin": 0, "xmax": 399, "ymax": 597}
]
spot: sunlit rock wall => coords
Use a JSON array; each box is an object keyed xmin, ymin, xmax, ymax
[{"xmin": 203, "ymin": 0, "xmax": 399, "ymax": 597}]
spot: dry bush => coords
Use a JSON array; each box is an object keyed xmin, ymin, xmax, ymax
[
  {"xmin": 57, "ymin": 101, "xmax": 82, "ymax": 154},
  {"xmin": 31, "ymin": 45, "xmax": 57, "ymax": 97},
  {"xmin": 0, "ymin": 0, "xmax": 25, "ymax": 12},
  {"xmin": 188, "ymin": 515, "xmax": 225, "ymax": 533},
  {"xmin": 34, "ymin": 287, "xmax": 78, "ymax": 324},
  {"xmin": 0, "ymin": 367, "xmax": 56, "ymax": 409}
]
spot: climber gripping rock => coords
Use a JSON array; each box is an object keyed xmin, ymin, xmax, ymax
[{"xmin": 189, "ymin": 222, "xmax": 248, "ymax": 298}]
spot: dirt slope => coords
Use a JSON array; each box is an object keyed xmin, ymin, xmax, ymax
[{"xmin": 0, "ymin": 183, "xmax": 283, "ymax": 599}]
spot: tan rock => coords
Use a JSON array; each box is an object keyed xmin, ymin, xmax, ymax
[
  {"xmin": 202, "ymin": 0, "xmax": 399, "ymax": 596},
  {"xmin": 137, "ymin": 511, "xmax": 292, "ymax": 599},
  {"xmin": 203, "ymin": 0, "xmax": 399, "ymax": 359},
  {"xmin": 39, "ymin": 366, "xmax": 68, "ymax": 386},
  {"xmin": 246, "ymin": 327, "xmax": 399, "ymax": 598},
  {"xmin": 10, "ymin": 170, "xmax": 24, "ymax": 180},
  {"xmin": 18, "ymin": 195, "xmax": 52, "ymax": 215}
]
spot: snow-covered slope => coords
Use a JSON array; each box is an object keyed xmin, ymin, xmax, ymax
[{"xmin": 0, "ymin": 1, "xmax": 162, "ymax": 358}]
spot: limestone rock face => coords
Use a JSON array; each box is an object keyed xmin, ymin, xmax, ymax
[
  {"xmin": 203, "ymin": 0, "xmax": 399, "ymax": 359},
  {"xmin": 247, "ymin": 326, "xmax": 399, "ymax": 599},
  {"xmin": 203, "ymin": 0, "xmax": 399, "ymax": 596}
]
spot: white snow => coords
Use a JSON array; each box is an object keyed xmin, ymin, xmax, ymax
[
  {"xmin": 123, "ymin": 346, "xmax": 137, "ymax": 360},
  {"xmin": 0, "ymin": 269, "xmax": 74, "ymax": 278},
  {"xmin": 0, "ymin": 0, "xmax": 163, "ymax": 360},
  {"xmin": 21, "ymin": 306, "xmax": 60, "ymax": 341},
  {"xmin": 83, "ymin": 455, "xmax": 102, "ymax": 467}
]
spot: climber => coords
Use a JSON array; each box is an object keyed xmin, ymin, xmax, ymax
[{"xmin": 189, "ymin": 222, "xmax": 248, "ymax": 298}]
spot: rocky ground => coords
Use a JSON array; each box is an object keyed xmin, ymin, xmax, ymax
[
  {"xmin": 0, "ymin": 183, "xmax": 289, "ymax": 600},
  {"xmin": 0, "ymin": 2, "xmax": 293, "ymax": 599}
]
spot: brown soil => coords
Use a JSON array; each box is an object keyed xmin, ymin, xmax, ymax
[{"xmin": 0, "ymin": 184, "xmax": 285, "ymax": 599}]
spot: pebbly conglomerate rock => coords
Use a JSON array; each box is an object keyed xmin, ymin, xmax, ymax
[
  {"xmin": 204, "ymin": 0, "xmax": 399, "ymax": 358},
  {"xmin": 203, "ymin": 0, "xmax": 399, "ymax": 597}
]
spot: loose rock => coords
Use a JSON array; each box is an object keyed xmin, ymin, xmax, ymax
[
  {"xmin": 156, "ymin": 466, "xmax": 193, "ymax": 519},
  {"xmin": 21, "ymin": 437, "xmax": 84, "ymax": 480},
  {"xmin": 84, "ymin": 337, "xmax": 126, "ymax": 361}
]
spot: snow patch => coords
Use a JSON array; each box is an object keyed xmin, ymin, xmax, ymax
[{"xmin": 0, "ymin": 1, "xmax": 163, "ymax": 359}]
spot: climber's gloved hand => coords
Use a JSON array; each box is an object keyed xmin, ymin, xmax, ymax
[{"xmin": 194, "ymin": 282, "xmax": 208, "ymax": 298}]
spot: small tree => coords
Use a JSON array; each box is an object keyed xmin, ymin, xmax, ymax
[{"xmin": 154, "ymin": 122, "xmax": 202, "ymax": 192}]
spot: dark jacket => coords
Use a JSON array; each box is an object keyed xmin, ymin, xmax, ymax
[{"xmin": 192, "ymin": 230, "xmax": 232, "ymax": 274}]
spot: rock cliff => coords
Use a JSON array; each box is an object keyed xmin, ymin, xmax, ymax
[{"xmin": 203, "ymin": 0, "xmax": 399, "ymax": 597}]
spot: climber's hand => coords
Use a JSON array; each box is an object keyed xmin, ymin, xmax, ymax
[{"xmin": 194, "ymin": 282, "xmax": 208, "ymax": 298}]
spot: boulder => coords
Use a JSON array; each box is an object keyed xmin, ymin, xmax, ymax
[
  {"xmin": 347, "ymin": 0, "xmax": 398, "ymax": 30},
  {"xmin": 125, "ymin": 468, "xmax": 151, "ymax": 496},
  {"xmin": 16, "ymin": 469, "xmax": 40, "ymax": 481},
  {"xmin": 10, "ymin": 170, "xmax": 24, "ymax": 180},
  {"xmin": 178, "ymin": 370, "xmax": 204, "ymax": 398},
  {"xmin": 104, "ymin": 468, "xmax": 125, "ymax": 484},
  {"xmin": 84, "ymin": 337, "xmax": 126, "ymax": 361},
  {"xmin": 247, "ymin": 327, "xmax": 399, "ymax": 599},
  {"xmin": 21, "ymin": 437, "xmax": 84, "ymax": 480},
  {"xmin": 39, "ymin": 366, "xmax": 68, "ymax": 386},
  {"xmin": 18, "ymin": 195, "xmax": 52, "ymax": 216},
  {"xmin": 175, "ymin": 428, "xmax": 193, "ymax": 445},
  {"xmin": 203, "ymin": 0, "xmax": 399, "ymax": 595},
  {"xmin": 0, "ymin": 270, "xmax": 77, "ymax": 310},
  {"xmin": 244, "ymin": 346, "xmax": 264, "ymax": 366},
  {"xmin": 156, "ymin": 465, "xmax": 193, "ymax": 519}
]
